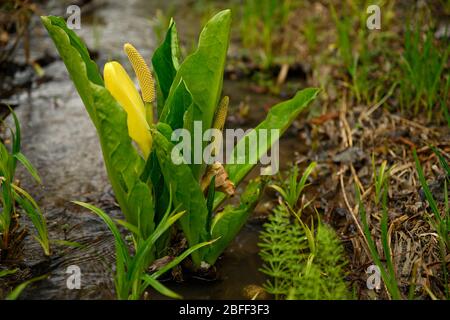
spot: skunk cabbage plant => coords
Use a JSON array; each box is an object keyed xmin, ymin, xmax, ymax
[{"xmin": 42, "ymin": 10, "xmax": 318, "ymax": 268}]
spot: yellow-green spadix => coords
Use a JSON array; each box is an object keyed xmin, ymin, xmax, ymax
[{"xmin": 123, "ymin": 43, "xmax": 156, "ymax": 125}]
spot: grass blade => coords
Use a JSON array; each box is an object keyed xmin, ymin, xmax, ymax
[
  {"xmin": 13, "ymin": 152, "xmax": 41, "ymax": 184},
  {"xmin": 141, "ymin": 274, "xmax": 182, "ymax": 299},
  {"xmin": 0, "ymin": 269, "xmax": 18, "ymax": 278},
  {"xmin": 6, "ymin": 274, "xmax": 48, "ymax": 300},
  {"xmin": 151, "ymin": 240, "xmax": 215, "ymax": 279}
]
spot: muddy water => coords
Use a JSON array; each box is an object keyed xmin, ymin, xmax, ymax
[{"xmin": 7, "ymin": 0, "xmax": 306, "ymax": 299}]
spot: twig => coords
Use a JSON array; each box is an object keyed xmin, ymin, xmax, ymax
[{"xmin": 338, "ymin": 167, "xmax": 370, "ymax": 258}]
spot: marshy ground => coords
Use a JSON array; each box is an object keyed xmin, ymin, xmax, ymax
[{"xmin": 0, "ymin": 0, "xmax": 449, "ymax": 300}]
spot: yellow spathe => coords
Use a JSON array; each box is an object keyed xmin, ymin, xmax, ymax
[{"xmin": 104, "ymin": 61, "xmax": 152, "ymax": 158}]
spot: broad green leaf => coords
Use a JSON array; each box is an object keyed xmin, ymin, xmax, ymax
[
  {"xmin": 156, "ymin": 122, "xmax": 174, "ymax": 140},
  {"xmin": 43, "ymin": 16, "xmax": 103, "ymax": 86},
  {"xmin": 42, "ymin": 16, "xmax": 154, "ymax": 239},
  {"xmin": 160, "ymin": 10, "xmax": 231, "ymax": 179},
  {"xmin": 151, "ymin": 19, "xmax": 181, "ymax": 115},
  {"xmin": 41, "ymin": 16, "xmax": 101, "ymax": 123},
  {"xmin": 152, "ymin": 131, "xmax": 209, "ymax": 265},
  {"xmin": 206, "ymin": 178, "xmax": 264, "ymax": 264},
  {"xmin": 162, "ymin": 10, "xmax": 231, "ymax": 130},
  {"xmin": 160, "ymin": 80, "xmax": 192, "ymax": 130},
  {"xmin": 213, "ymin": 87, "xmax": 319, "ymax": 209},
  {"xmin": 149, "ymin": 123, "xmax": 174, "ymax": 255},
  {"xmin": 181, "ymin": 9, "xmax": 231, "ymax": 127},
  {"xmin": 126, "ymin": 182, "xmax": 154, "ymax": 240},
  {"xmin": 94, "ymin": 83, "xmax": 155, "ymax": 240}
]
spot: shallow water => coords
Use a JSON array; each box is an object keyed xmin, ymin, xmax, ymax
[{"xmin": 6, "ymin": 0, "xmax": 307, "ymax": 299}]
